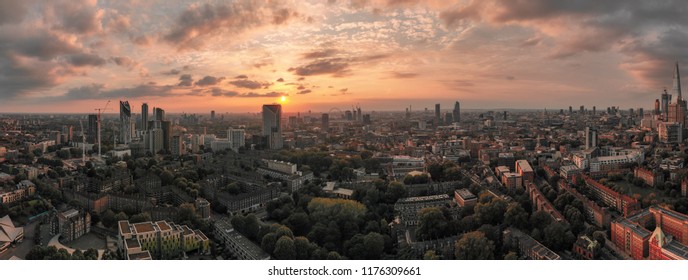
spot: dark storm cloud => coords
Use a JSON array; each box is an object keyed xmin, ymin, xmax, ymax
[{"xmin": 163, "ymin": 1, "xmax": 299, "ymax": 50}]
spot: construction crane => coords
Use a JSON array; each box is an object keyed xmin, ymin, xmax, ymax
[
  {"xmin": 95, "ymin": 100, "xmax": 111, "ymax": 158},
  {"xmin": 79, "ymin": 120, "xmax": 86, "ymax": 164}
]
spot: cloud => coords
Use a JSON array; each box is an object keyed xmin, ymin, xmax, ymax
[
  {"xmin": 276, "ymin": 78, "xmax": 284, "ymax": 82},
  {"xmin": 301, "ymin": 49, "xmax": 339, "ymax": 59},
  {"xmin": 390, "ymin": 72, "xmax": 419, "ymax": 79},
  {"xmin": 63, "ymin": 83, "xmax": 106, "ymax": 99},
  {"xmin": 131, "ymin": 35, "xmax": 152, "ymax": 46},
  {"xmin": 51, "ymin": 0, "xmax": 104, "ymax": 35},
  {"xmin": 110, "ymin": 56, "xmax": 138, "ymax": 69},
  {"xmin": 229, "ymin": 79, "xmax": 271, "ymax": 89},
  {"xmin": 235, "ymin": 74, "xmax": 248, "ymax": 79},
  {"xmin": 178, "ymin": 74, "xmax": 194, "ymax": 86},
  {"xmin": 195, "ymin": 75, "xmax": 225, "ymax": 86},
  {"xmin": 297, "ymin": 89, "xmax": 312, "ymax": 95},
  {"xmin": 162, "ymin": 69, "xmax": 181, "ymax": 75},
  {"xmin": 163, "ymin": 1, "xmax": 300, "ymax": 50},
  {"xmin": 67, "ymin": 53, "xmax": 107, "ymax": 67},
  {"xmin": 0, "ymin": 1, "xmax": 30, "ymax": 25},
  {"xmin": 242, "ymin": 91, "xmax": 284, "ymax": 98},
  {"xmin": 297, "ymin": 85, "xmax": 306, "ymax": 90},
  {"xmin": 289, "ymin": 58, "xmax": 351, "ymax": 77},
  {"xmin": 289, "ymin": 53, "xmax": 390, "ymax": 77},
  {"xmin": 210, "ymin": 88, "xmax": 239, "ymax": 97}
]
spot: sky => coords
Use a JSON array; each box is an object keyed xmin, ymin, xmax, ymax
[{"xmin": 1, "ymin": 0, "xmax": 688, "ymax": 113}]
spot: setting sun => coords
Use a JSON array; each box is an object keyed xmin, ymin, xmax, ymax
[{"xmin": 281, "ymin": 96, "xmax": 287, "ymax": 103}]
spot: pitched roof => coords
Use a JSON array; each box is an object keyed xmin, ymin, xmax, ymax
[{"xmin": 0, "ymin": 215, "xmax": 24, "ymax": 243}]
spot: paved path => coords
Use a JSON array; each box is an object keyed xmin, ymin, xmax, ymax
[{"xmin": 48, "ymin": 235, "xmax": 105, "ymax": 259}]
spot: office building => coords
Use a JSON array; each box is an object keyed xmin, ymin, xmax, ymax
[
  {"xmin": 453, "ymin": 101, "xmax": 460, "ymax": 123},
  {"xmin": 228, "ymin": 128, "xmax": 245, "ymax": 151},
  {"xmin": 88, "ymin": 114, "xmax": 98, "ymax": 144},
  {"xmin": 211, "ymin": 110, "xmax": 215, "ymax": 120},
  {"xmin": 435, "ymin": 104, "xmax": 441, "ymax": 125},
  {"xmin": 141, "ymin": 103, "xmax": 148, "ymax": 132},
  {"xmin": 49, "ymin": 209, "xmax": 91, "ymax": 242},
  {"xmin": 321, "ymin": 113, "xmax": 329, "ymax": 131},
  {"xmin": 120, "ymin": 101, "xmax": 132, "ymax": 144},
  {"xmin": 262, "ymin": 104, "xmax": 282, "ymax": 149},
  {"xmin": 585, "ymin": 127, "xmax": 598, "ymax": 150},
  {"xmin": 171, "ymin": 135, "xmax": 184, "ymax": 156},
  {"xmin": 659, "ymin": 122, "xmax": 683, "ymax": 143}
]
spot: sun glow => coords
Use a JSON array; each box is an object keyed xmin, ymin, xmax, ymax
[{"xmin": 281, "ymin": 96, "xmax": 287, "ymax": 103}]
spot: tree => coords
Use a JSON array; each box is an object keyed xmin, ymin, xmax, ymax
[
  {"xmin": 543, "ymin": 222, "xmax": 575, "ymax": 251},
  {"xmin": 130, "ymin": 212, "xmax": 151, "ymax": 223},
  {"xmin": 363, "ymin": 232, "xmax": 385, "ymax": 259},
  {"xmin": 415, "ymin": 207, "xmax": 450, "ymax": 240},
  {"xmin": 455, "ymin": 231, "xmax": 495, "ymax": 260},
  {"xmin": 530, "ymin": 210, "xmax": 553, "ymax": 230},
  {"xmin": 592, "ymin": 231, "xmax": 607, "ymax": 247},
  {"xmin": 474, "ymin": 198, "xmax": 508, "ymax": 225},
  {"xmin": 285, "ymin": 212, "xmax": 311, "ymax": 237},
  {"xmin": 293, "ymin": 236, "xmax": 315, "ymax": 260},
  {"xmin": 504, "ymin": 251, "xmax": 518, "ymax": 260},
  {"xmin": 504, "ymin": 202, "xmax": 529, "ymax": 229},
  {"xmin": 261, "ymin": 233, "xmax": 278, "ymax": 254},
  {"xmin": 274, "ymin": 236, "xmax": 296, "ymax": 260},
  {"xmin": 101, "ymin": 209, "xmax": 117, "ymax": 228},
  {"xmin": 115, "ymin": 212, "xmax": 129, "ymax": 222},
  {"xmin": 424, "ymin": 250, "xmax": 441, "ymax": 260},
  {"xmin": 84, "ymin": 248, "xmax": 99, "ymax": 260}
]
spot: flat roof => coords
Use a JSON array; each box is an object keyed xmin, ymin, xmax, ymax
[
  {"xmin": 119, "ymin": 221, "xmax": 131, "ymax": 234},
  {"xmin": 133, "ymin": 222, "xmax": 155, "ymax": 234},
  {"xmin": 664, "ymin": 240, "xmax": 688, "ymax": 259},
  {"xmin": 619, "ymin": 219, "xmax": 651, "ymax": 238},
  {"xmin": 455, "ymin": 189, "xmax": 476, "ymax": 200},
  {"xmin": 516, "ymin": 160, "xmax": 533, "ymax": 172},
  {"xmin": 156, "ymin": 221, "xmax": 171, "ymax": 231},
  {"xmin": 128, "ymin": 251, "xmax": 152, "ymax": 260},
  {"xmin": 194, "ymin": 230, "xmax": 208, "ymax": 241},
  {"xmin": 125, "ymin": 238, "xmax": 141, "ymax": 249},
  {"xmin": 396, "ymin": 194, "xmax": 450, "ymax": 203},
  {"xmin": 651, "ymin": 206, "xmax": 688, "ymax": 223}
]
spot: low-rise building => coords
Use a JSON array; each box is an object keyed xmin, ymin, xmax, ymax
[
  {"xmin": 213, "ymin": 218, "xmax": 270, "ymax": 260},
  {"xmin": 453, "ymin": 189, "xmax": 477, "ymax": 208},
  {"xmin": 118, "ymin": 220, "xmax": 209, "ymax": 260},
  {"xmin": 0, "ymin": 215, "xmax": 24, "ymax": 254},
  {"xmin": 504, "ymin": 228, "xmax": 560, "ymax": 260},
  {"xmin": 50, "ymin": 209, "xmax": 91, "ymax": 242},
  {"xmin": 394, "ymin": 194, "xmax": 453, "ymax": 226}
]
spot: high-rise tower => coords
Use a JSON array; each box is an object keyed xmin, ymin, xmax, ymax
[
  {"xmin": 263, "ymin": 104, "xmax": 282, "ymax": 149},
  {"xmin": 119, "ymin": 101, "xmax": 131, "ymax": 145},
  {"xmin": 141, "ymin": 103, "xmax": 148, "ymax": 131},
  {"xmin": 435, "ymin": 104, "xmax": 441, "ymax": 125},
  {"xmin": 674, "ymin": 62, "xmax": 682, "ymax": 100},
  {"xmin": 452, "ymin": 101, "xmax": 460, "ymax": 123}
]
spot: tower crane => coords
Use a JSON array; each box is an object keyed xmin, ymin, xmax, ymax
[{"xmin": 95, "ymin": 100, "xmax": 111, "ymax": 158}]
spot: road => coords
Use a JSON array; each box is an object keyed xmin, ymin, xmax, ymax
[{"xmin": 0, "ymin": 220, "xmax": 38, "ymax": 260}]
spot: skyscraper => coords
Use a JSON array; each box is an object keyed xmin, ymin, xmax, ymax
[
  {"xmin": 661, "ymin": 89, "xmax": 671, "ymax": 120},
  {"xmin": 87, "ymin": 114, "xmax": 98, "ymax": 144},
  {"xmin": 262, "ymin": 104, "xmax": 282, "ymax": 149},
  {"xmin": 119, "ymin": 101, "xmax": 131, "ymax": 145},
  {"xmin": 674, "ymin": 62, "xmax": 682, "ymax": 99},
  {"xmin": 585, "ymin": 127, "xmax": 598, "ymax": 150},
  {"xmin": 453, "ymin": 101, "xmax": 460, "ymax": 123},
  {"xmin": 435, "ymin": 104, "xmax": 441, "ymax": 125},
  {"xmin": 668, "ymin": 63, "xmax": 687, "ymax": 127},
  {"xmin": 655, "ymin": 99, "xmax": 661, "ymax": 115},
  {"xmin": 154, "ymin": 107, "xmax": 165, "ymax": 121},
  {"xmin": 211, "ymin": 110, "xmax": 215, "ymax": 120},
  {"xmin": 321, "ymin": 113, "xmax": 329, "ymax": 131},
  {"xmin": 141, "ymin": 103, "xmax": 148, "ymax": 131}
]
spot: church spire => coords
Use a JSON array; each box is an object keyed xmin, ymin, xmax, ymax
[{"xmin": 673, "ymin": 62, "xmax": 682, "ymax": 101}]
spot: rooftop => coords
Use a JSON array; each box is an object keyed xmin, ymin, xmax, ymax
[
  {"xmin": 128, "ymin": 251, "xmax": 152, "ymax": 260},
  {"xmin": 125, "ymin": 238, "xmax": 141, "ymax": 249},
  {"xmin": 455, "ymin": 189, "xmax": 476, "ymax": 200},
  {"xmin": 156, "ymin": 221, "xmax": 171, "ymax": 231},
  {"xmin": 133, "ymin": 222, "xmax": 156, "ymax": 234},
  {"xmin": 396, "ymin": 194, "xmax": 450, "ymax": 204},
  {"xmin": 119, "ymin": 221, "xmax": 131, "ymax": 234}
]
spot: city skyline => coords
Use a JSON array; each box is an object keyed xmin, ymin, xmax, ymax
[{"xmin": 2, "ymin": 1, "xmax": 688, "ymax": 113}]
